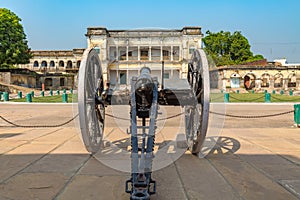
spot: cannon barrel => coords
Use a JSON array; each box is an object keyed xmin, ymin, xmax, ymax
[{"xmin": 135, "ymin": 67, "xmax": 155, "ymax": 118}]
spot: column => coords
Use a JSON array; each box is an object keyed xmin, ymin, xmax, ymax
[
  {"xmin": 270, "ymin": 78, "xmax": 274, "ymax": 89},
  {"xmin": 149, "ymin": 46, "xmax": 152, "ymax": 61},
  {"xmin": 283, "ymin": 78, "xmax": 288, "ymax": 90},
  {"xmin": 126, "ymin": 45, "xmax": 129, "ymax": 61},
  {"xmin": 138, "ymin": 46, "xmax": 140, "ymax": 60},
  {"xmin": 171, "ymin": 46, "xmax": 173, "ymax": 61}
]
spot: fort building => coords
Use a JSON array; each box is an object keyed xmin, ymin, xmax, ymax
[{"xmin": 85, "ymin": 26, "xmax": 203, "ymax": 88}]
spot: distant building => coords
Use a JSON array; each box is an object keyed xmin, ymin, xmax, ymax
[
  {"xmin": 210, "ymin": 60, "xmax": 300, "ymax": 91},
  {"xmin": 18, "ymin": 49, "xmax": 84, "ymax": 89}
]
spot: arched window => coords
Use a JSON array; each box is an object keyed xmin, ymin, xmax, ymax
[
  {"xmin": 59, "ymin": 60, "xmax": 64, "ymax": 67},
  {"xmin": 261, "ymin": 73, "xmax": 270, "ymax": 87},
  {"xmin": 67, "ymin": 60, "xmax": 72, "ymax": 68},
  {"xmin": 33, "ymin": 61, "xmax": 39, "ymax": 67},
  {"xmin": 244, "ymin": 73, "xmax": 256, "ymax": 90},
  {"xmin": 41, "ymin": 61, "xmax": 47, "ymax": 67},
  {"xmin": 288, "ymin": 73, "xmax": 296, "ymax": 87},
  {"xmin": 230, "ymin": 73, "xmax": 241, "ymax": 88},
  {"xmin": 77, "ymin": 60, "xmax": 81, "ymax": 68},
  {"xmin": 274, "ymin": 73, "xmax": 283, "ymax": 88},
  {"xmin": 49, "ymin": 61, "xmax": 55, "ymax": 67}
]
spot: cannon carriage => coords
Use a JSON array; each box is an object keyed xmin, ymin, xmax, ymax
[{"xmin": 77, "ymin": 47, "xmax": 210, "ymax": 199}]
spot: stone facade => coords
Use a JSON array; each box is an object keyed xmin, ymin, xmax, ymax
[
  {"xmin": 18, "ymin": 49, "xmax": 84, "ymax": 89},
  {"xmin": 85, "ymin": 27, "xmax": 203, "ymax": 88},
  {"xmin": 210, "ymin": 64, "xmax": 300, "ymax": 91}
]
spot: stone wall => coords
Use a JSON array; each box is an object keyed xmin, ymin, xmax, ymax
[
  {"xmin": 212, "ymin": 65, "xmax": 300, "ymax": 91},
  {"xmin": 0, "ymin": 72, "xmax": 11, "ymax": 84}
]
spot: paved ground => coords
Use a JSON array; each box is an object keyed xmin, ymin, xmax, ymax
[{"xmin": 0, "ymin": 103, "xmax": 299, "ymax": 200}]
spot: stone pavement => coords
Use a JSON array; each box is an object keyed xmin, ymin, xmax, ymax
[{"xmin": 0, "ymin": 103, "xmax": 299, "ymax": 200}]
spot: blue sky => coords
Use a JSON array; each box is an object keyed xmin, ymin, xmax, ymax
[{"xmin": 1, "ymin": 0, "xmax": 300, "ymax": 62}]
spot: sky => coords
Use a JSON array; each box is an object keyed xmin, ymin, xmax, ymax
[{"xmin": 1, "ymin": 0, "xmax": 300, "ymax": 62}]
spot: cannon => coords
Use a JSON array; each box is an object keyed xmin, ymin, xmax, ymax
[{"xmin": 77, "ymin": 48, "xmax": 210, "ymax": 199}]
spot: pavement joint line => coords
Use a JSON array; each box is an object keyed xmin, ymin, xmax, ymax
[
  {"xmin": 0, "ymin": 128, "xmax": 63, "ymax": 155},
  {"xmin": 230, "ymin": 136, "xmax": 300, "ymax": 199},
  {"xmin": 205, "ymin": 157, "xmax": 244, "ymax": 200},
  {"xmin": 53, "ymin": 154, "xmax": 92, "ymax": 200},
  {"xmin": 0, "ymin": 132, "xmax": 77, "ymax": 184},
  {"xmin": 173, "ymin": 161, "xmax": 190, "ymax": 200},
  {"xmin": 277, "ymin": 180, "xmax": 300, "ymax": 199}
]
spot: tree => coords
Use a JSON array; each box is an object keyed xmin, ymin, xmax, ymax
[
  {"xmin": 203, "ymin": 30, "xmax": 264, "ymax": 66},
  {"xmin": 0, "ymin": 8, "xmax": 32, "ymax": 68}
]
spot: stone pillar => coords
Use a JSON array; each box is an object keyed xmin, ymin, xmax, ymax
[
  {"xmin": 240, "ymin": 79, "xmax": 244, "ymax": 88},
  {"xmin": 256, "ymin": 78, "xmax": 261, "ymax": 89},
  {"xmin": 283, "ymin": 78, "xmax": 289, "ymax": 90},
  {"xmin": 269, "ymin": 78, "xmax": 274, "ymax": 89},
  {"xmin": 149, "ymin": 46, "xmax": 152, "ymax": 61},
  {"xmin": 171, "ymin": 46, "xmax": 173, "ymax": 61},
  {"xmin": 222, "ymin": 79, "xmax": 227, "ymax": 91},
  {"xmin": 296, "ymin": 78, "xmax": 300, "ymax": 90},
  {"xmin": 126, "ymin": 46, "xmax": 129, "ymax": 61},
  {"xmin": 138, "ymin": 46, "xmax": 140, "ymax": 61}
]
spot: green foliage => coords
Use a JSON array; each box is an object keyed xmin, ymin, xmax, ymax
[
  {"xmin": 203, "ymin": 30, "xmax": 264, "ymax": 66},
  {"xmin": 0, "ymin": 8, "xmax": 32, "ymax": 69}
]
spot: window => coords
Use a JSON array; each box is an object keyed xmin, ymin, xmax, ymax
[
  {"xmin": 120, "ymin": 72, "xmax": 127, "ymax": 84},
  {"xmin": 151, "ymin": 47, "xmax": 160, "ymax": 61},
  {"xmin": 109, "ymin": 46, "xmax": 117, "ymax": 60},
  {"xmin": 140, "ymin": 49, "xmax": 149, "ymax": 60},
  {"xmin": 163, "ymin": 50, "xmax": 169, "ymax": 56},
  {"xmin": 128, "ymin": 47, "xmax": 138, "ymax": 60},
  {"xmin": 120, "ymin": 50, "xmax": 126, "ymax": 60},
  {"xmin": 162, "ymin": 46, "xmax": 171, "ymax": 60},
  {"xmin": 67, "ymin": 60, "xmax": 72, "ymax": 68},
  {"xmin": 50, "ymin": 61, "xmax": 55, "ymax": 67},
  {"xmin": 60, "ymin": 78, "xmax": 65, "ymax": 86},
  {"xmin": 59, "ymin": 60, "xmax": 64, "ymax": 67},
  {"xmin": 173, "ymin": 46, "xmax": 180, "ymax": 60},
  {"xmin": 33, "ymin": 61, "xmax": 39, "ymax": 67},
  {"xmin": 41, "ymin": 61, "xmax": 47, "ymax": 67},
  {"xmin": 163, "ymin": 73, "xmax": 170, "ymax": 79},
  {"xmin": 77, "ymin": 61, "xmax": 81, "ymax": 68},
  {"xmin": 189, "ymin": 47, "xmax": 195, "ymax": 54}
]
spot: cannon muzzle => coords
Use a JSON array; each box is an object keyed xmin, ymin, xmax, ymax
[{"xmin": 135, "ymin": 67, "xmax": 155, "ymax": 118}]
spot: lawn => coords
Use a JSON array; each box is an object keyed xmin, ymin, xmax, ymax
[
  {"xmin": 8, "ymin": 94, "xmax": 77, "ymax": 103},
  {"xmin": 210, "ymin": 93, "xmax": 300, "ymax": 103}
]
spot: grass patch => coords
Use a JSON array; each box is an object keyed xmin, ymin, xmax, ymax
[
  {"xmin": 8, "ymin": 94, "xmax": 77, "ymax": 103},
  {"xmin": 210, "ymin": 93, "xmax": 300, "ymax": 103}
]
